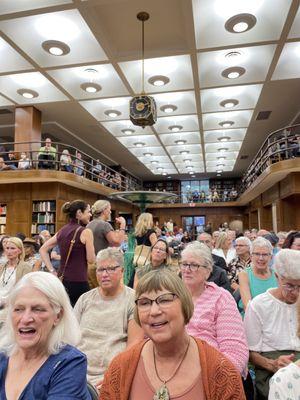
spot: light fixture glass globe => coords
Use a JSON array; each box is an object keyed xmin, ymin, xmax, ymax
[
  {"xmin": 228, "ymin": 71, "xmax": 240, "ymax": 79},
  {"xmin": 233, "ymin": 21, "xmax": 249, "ymax": 32},
  {"xmin": 49, "ymin": 46, "xmax": 64, "ymax": 56},
  {"xmin": 22, "ymin": 92, "xmax": 34, "ymax": 99}
]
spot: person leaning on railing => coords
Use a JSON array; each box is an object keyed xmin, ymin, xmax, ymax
[{"xmin": 38, "ymin": 138, "xmax": 57, "ymax": 169}]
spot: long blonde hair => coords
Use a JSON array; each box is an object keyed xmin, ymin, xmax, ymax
[
  {"xmin": 215, "ymin": 231, "xmax": 229, "ymax": 250},
  {"xmin": 5, "ymin": 237, "xmax": 25, "ymax": 262},
  {"xmin": 134, "ymin": 213, "xmax": 153, "ymax": 237}
]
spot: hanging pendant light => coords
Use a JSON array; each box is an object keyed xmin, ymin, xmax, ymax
[{"xmin": 129, "ymin": 11, "xmax": 157, "ymax": 128}]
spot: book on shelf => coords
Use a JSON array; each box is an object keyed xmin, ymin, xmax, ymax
[
  {"xmin": 33, "ymin": 201, "xmax": 56, "ymax": 212},
  {"xmin": 31, "ymin": 223, "xmax": 55, "ymax": 235},
  {"xmin": 0, "ymin": 217, "xmax": 6, "ymax": 224},
  {"xmin": 0, "ymin": 225, "xmax": 5, "ymax": 234},
  {"xmin": 0, "ymin": 205, "xmax": 7, "ymax": 214}
]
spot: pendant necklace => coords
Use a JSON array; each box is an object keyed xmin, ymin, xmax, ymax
[
  {"xmin": 1, "ymin": 263, "xmax": 16, "ymax": 286},
  {"xmin": 153, "ymin": 338, "xmax": 190, "ymax": 400}
]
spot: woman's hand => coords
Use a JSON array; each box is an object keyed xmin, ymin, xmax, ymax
[{"xmin": 276, "ymin": 353, "xmax": 295, "ymax": 369}]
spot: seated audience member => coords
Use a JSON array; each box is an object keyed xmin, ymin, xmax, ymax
[
  {"xmin": 74, "ymin": 151, "xmax": 84, "ymax": 176},
  {"xmin": 50, "ymin": 245, "xmax": 61, "ymax": 271},
  {"xmin": 74, "ymin": 248, "xmax": 144, "ymax": 389},
  {"xmin": 0, "ymin": 272, "xmax": 91, "ymax": 399},
  {"xmin": 198, "ymin": 232, "xmax": 228, "ymax": 271},
  {"xmin": 227, "ymin": 236, "xmax": 252, "ymax": 292},
  {"xmin": 39, "ymin": 229, "xmax": 51, "ymax": 244},
  {"xmin": 244, "ymin": 249, "xmax": 300, "ymax": 400},
  {"xmin": 38, "ymin": 138, "xmax": 56, "ymax": 169},
  {"xmin": 276, "ymin": 231, "xmax": 287, "ymax": 249},
  {"xmin": 0, "ymin": 157, "xmax": 16, "ymax": 171},
  {"xmin": 23, "ymin": 237, "xmax": 42, "ymax": 270},
  {"xmin": 0, "ymin": 145, "xmax": 8, "ymax": 161},
  {"xmin": 181, "ymin": 230, "xmax": 191, "ymax": 245},
  {"xmin": 250, "ymin": 229, "xmax": 258, "ymax": 241},
  {"xmin": 18, "ymin": 152, "xmax": 31, "ymax": 169},
  {"xmin": 212, "ymin": 231, "xmax": 236, "ymax": 265},
  {"xmin": 180, "ymin": 242, "xmax": 248, "ymax": 376},
  {"xmin": 239, "ymin": 237, "xmax": 277, "ymax": 314},
  {"xmin": 91, "ymin": 159, "xmax": 102, "ymax": 179},
  {"xmin": 7, "ymin": 151, "xmax": 18, "ymax": 169},
  {"xmin": 282, "ymin": 230, "xmax": 300, "ymax": 250},
  {"xmin": 100, "ymin": 269, "xmax": 246, "ymax": 400},
  {"xmin": 60, "ymin": 149, "xmax": 73, "ymax": 172}
]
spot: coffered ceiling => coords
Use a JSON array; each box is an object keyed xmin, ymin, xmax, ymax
[{"xmin": 0, "ymin": 0, "xmax": 300, "ymax": 181}]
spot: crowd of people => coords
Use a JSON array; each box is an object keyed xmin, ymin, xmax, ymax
[{"xmin": 0, "ymin": 203, "xmax": 299, "ymax": 399}]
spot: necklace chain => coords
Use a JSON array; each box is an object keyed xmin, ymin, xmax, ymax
[
  {"xmin": 153, "ymin": 338, "xmax": 190, "ymax": 385},
  {"xmin": 2, "ymin": 263, "xmax": 16, "ymax": 286}
]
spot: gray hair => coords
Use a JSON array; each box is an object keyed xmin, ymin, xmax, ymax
[
  {"xmin": 91, "ymin": 200, "xmax": 110, "ymax": 217},
  {"xmin": 252, "ymin": 237, "xmax": 273, "ymax": 255},
  {"xmin": 273, "ymin": 249, "xmax": 300, "ymax": 279},
  {"xmin": 96, "ymin": 247, "xmax": 124, "ymax": 268},
  {"xmin": 181, "ymin": 241, "xmax": 213, "ymax": 273},
  {"xmin": 236, "ymin": 236, "xmax": 253, "ymax": 253},
  {"xmin": 0, "ymin": 272, "xmax": 81, "ymax": 356}
]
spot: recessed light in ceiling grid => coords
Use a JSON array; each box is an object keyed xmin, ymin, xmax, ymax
[
  {"xmin": 17, "ymin": 88, "xmax": 39, "ymax": 99},
  {"xmin": 162, "ymin": 172, "xmax": 167, "ymax": 176},
  {"xmin": 225, "ymin": 13, "xmax": 257, "ymax": 33},
  {"xmin": 134, "ymin": 142, "xmax": 145, "ymax": 147},
  {"xmin": 180, "ymin": 150, "xmax": 189, "ymax": 155},
  {"xmin": 220, "ymin": 99, "xmax": 239, "ymax": 108},
  {"xmin": 104, "ymin": 109, "xmax": 121, "ymax": 118},
  {"xmin": 222, "ymin": 66, "xmax": 246, "ymax": 79},
  {"xmin": 175, "ymin": 140, "xmax": 186, "ymax": 145},
  {"xmin": 216, "ymin": 169, "xmax": 223, "ymax": 173},
  {"xmin": 160, "ymin": 104, "xmax": 177, "ymax": 113},
  {"xmin": 218, "ymin": 147, "xmax": 229, "ymax": 152},
  {"xmin": 219, "ymin": 121, "xmax": 234, "ymax": 128},
  {"xmin": 151, "ymin": 160, "xmax": 159, "ymax": 164},
  {"xmin": 157, "ymin": 167, "xmax": 163, "ymax": 171},
  {"xmin": 143, "ymin": 152, "xmax": 153, "ymax": 157},
  {"xmin": 122, "ymin": 128, "xmax": 135, "ymax": 135},
  {"xmin": 169, "ymin": 125, "xmax": 183, "ymax": 132},
  {"xmin": 80, "ymin": 82, "xmax": 102, "ymax": 93},
  {"xmin": 218, "ymin": 136, "xmax": 231, "ymax": 142},
  {"xmin": 148, "ymin": 75, "xmax": 170, "ymax": 86},
  {"xmin": 42, "ymin": 40, "xmax": 70, "ymax": 56}
]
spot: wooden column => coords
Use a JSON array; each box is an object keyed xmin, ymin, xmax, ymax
[{"xmin": 14, "ymin": 106, "xmax": 41, "ymax": 156}]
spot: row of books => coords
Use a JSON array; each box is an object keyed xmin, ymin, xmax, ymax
[
  {"xmin": 31, "ymin": 224, "xmax": 56, "ymax": 235},
  {"xmin": 0, "ymin": 205, "xmax": 7, "ymax": 215},
  {"xmin": 32, "ymin": 212, "xmax": 55, "ymax": 223},
  {"xmin": 33, "ymin": 201, "xmax": 56, "ymax": 212}
]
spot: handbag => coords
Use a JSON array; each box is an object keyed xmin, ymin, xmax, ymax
[
  {"xmin": 133, "ymin": 244, "xmax": 151, "ymax": 268},
  {"xmin": 58, "ymin": 226, "xmax": 81, "ymax": 281}
]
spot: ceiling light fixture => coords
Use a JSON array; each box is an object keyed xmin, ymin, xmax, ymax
[
  {"xmin": 134, "ymin": 142, "xmax": 145, "ymax": 147},
  {"xmin": 217, "ymin": 156, "xmax": 226, "ymax": 161},
  {"xmin": 162, "ymin": 172, "xmax": 167, "ymax": 176},
  {"xmin": 218, "ymin": 147, "xmax": 229, "ymax": 152},
  {"xmin": 105, "ymin": 109, "xmax": 121, "ymax": 118},
  {"xmin": 225, "ymin": 13, "xmax": 257, "ymax": 34},
  {"xmin": 17, "ymin": 89, "xmax": 39, "ymax": 99},
  {"xmin": 167, "ymin": 176, "xmax": 172, "ymax": 179},
  {"xmin": 80, "ymin": 82, "xmax": 102, "ymax": 93},
  {"xmin": 122, "ymin": 128, "xmax": 135, "ymax": 135},
  {"xmin": 225, "ymin": 51, "xmax": 242, "ymax": 59},
  {"xmin": 220, "ymin": 99, "xmax": 239, "ymax": 108},
  {"xmin": 130, "ymin": 12, "xmax": 157, "ymax": 128},
  {"xmin": 191, "ymin": 175, "xmax": 196, "ymax": 178},
  {"xmin": 183, "ymin": 158, "xmax": 192, "ymax": 162},
  {"xmin": 222, "ymin": 66, "xmax": 246, "ymax": 79},
  {"xmin": 143, "ymin": 152, "xmax": 153, "ymax": 157},
  {"xmin": 186, "ymin": 165, "xmax": 194, "ymax": 170},
  {"xmin": 151, "ymin": 160, "xmax": 159, "ymax": 164},
  {"xmin": 219, "ymin": 121, "xmax": 234, "ymax": 128},
  {"xmin": 169, "ymin": 125, "xmax": 183, "ymax": 132},
  {"xmin": 216, "ymin": 169, "xmax": 223, "ymax": 174},
  {"xmin": 148, "ymin": 75, "xmax": 170, "ymax": 86},
  {"xmin": 157, "ymin": 167, "xmax": 163, "ymax": 171},
  {"xmin": 175, "ymin": 140, "xmax": 186, "ymax": 145},
  {"xmin": 160, "ymin": 104, "xmax": 177, "ymax": 113},
  {"xmin": 218, "ymin": 136, "xmax": 231, "ymax": 142},
  {"xmin": 217, "ymin": 163, "xmax": 225, "ymax": 167},
  {"xmin": 180, "ymin": 150, "xmax": 189, "ymax": 155},
  {"xmin": 42, "ymin": 40, "xmax": 70, "ymax": 56},
  {"xmin": 216, "ymin": 173, "xmax": 221, "ymax": 177},
  {"xmin": 189, "ymin": 171, "xmax": 194, "ymax": 175}
]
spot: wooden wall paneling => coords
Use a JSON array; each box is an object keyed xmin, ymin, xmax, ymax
[
  {"xmin": 250, "ymin": 195, "xmax": 262, "ymax": 211},
  {"xmin": 261, "ymin": 205, "xmax": 273, "ymax": 231},
  {"xmin": 14, "ymin": 106, "xmax": 41, "ymax": 155},
  {"xmin": 249, "ymin": 210, "xmax": 259, "ymax": 229},
  {"xmin": 262, "ymin": 183, "xmax": 279, "ymax": 206}
]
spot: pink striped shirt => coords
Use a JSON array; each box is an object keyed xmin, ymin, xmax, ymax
[{"xmin": 186, "ymin": 282, "xmax": 249, "ymax": 376}]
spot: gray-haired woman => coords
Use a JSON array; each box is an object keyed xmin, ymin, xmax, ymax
[
  {"xmin": 244, "ymin": 249, "xmax": 300, "ymax": 399},
  {"xmin": 0, "ymin": 271, "xmax": 90, "ymax": 399}
]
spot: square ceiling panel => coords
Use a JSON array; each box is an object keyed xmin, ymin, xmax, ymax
[
  {"xmin": 49, "ymin": 65, "xmax": 128, "ymax": 100},
  {"xmin": 206, "ymin": 151, "xmax": 238, "ymax": 161},
  {"xmin": 166, "ymin": 144, "xmax": 202, "ymax": 155},
  {"xmin": 117, "ymin": 135, "xmax": 160, "ymax": 148},
  {"xmin": 119, "ymin": 55, "xmax": 194, "ymax": 94},
  {"xmin": 80, "ymin": 97, "xmax": 131, "ymax": 122},
  {"xmin": 171, "ymin": 154, "xmax": 203, "ymax": 163},
  {"xmin": 272, "ymin": 42, "xmax": 300, "ymax": 80},
  {"xmin": 193, "ymin": 0, "xmax": 291, "ymax": 49},
  {"xmin": 159, "ymin": 132, "xmax": 201, "ymax": 146},
  {"xmin": 100, "ymin": 120, "xmax": 153, "ymax": 137},
  {"xmin": 204, "ymin": 128, "xmax": 246, "ymax": 143},
  {"xmin": 198, "ymin": 44, "xmax": 276, "ymax": 88},
  {"xmin": 0, "ymin": 38, "xmax": 33, "ymax": 74},
  {"xmin": 0, "ymin": 0, "xmax": 72, "ymax": 14},
  {"xmin": 152, "ymin": 91, "xmax": 197, "ymax": 117},
  {"xmin": 154, "ymin": 115, "xmax": 199, "ymax": 134},
  {"xmin": 0, "ymin": 94, "xmax": 14, "ymax": 107},
  {"xmin": 0, "ymin": 10, "xmax": 107, "ymax": 68},
  {"xmin": 202, "ymin": 110, "xmax": 253, "ymax": 130},
  {"xmin": 288, "ymin": 5, "xmax": 300, "ymax": 39},
  {"xmin": 0, "ymin": 72, "xmax": 67, "ymax": 104},
  {"xmin": 205, "ymin": 142, "xmax": 241, "ymax": 153},
  {"xmin": 200, "ymin": 84, "xmax": 263, "ymax": 113}
]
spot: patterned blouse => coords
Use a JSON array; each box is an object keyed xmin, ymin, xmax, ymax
[{"xmin": 227, "ymin": 256, "xmax": 251, "ymax": 284}]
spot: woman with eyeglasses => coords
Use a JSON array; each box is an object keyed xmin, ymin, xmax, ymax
[
  {"xmin": 282, "ymin": 230, "xmax": 300, "ymax": 250},
  {"xmin": 180, "ymin": 241, "xmax": 249, "ymax": 379},
  {"xmin": 134, "ymin": 239, "xmax": 171, "ymax": 288},
  {"xmin": 100, "ymin": 269, "xmax": 246, "ymax": 400},
  {"xmin": 244, "ymin": 249, "xmax": 300, "ymax": 400},
  {"xmin": 238, "ymin": 237, "xmax": 278, "ymax": 315}
]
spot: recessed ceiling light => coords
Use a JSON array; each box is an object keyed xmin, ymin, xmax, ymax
[
  {"xmin": 219, "ymin": 121, "xmax": 234, "ymax": 128},
  {"xmin": 104, "ymin": 109, "xmax": 121, "ymax": 118},
  {"xmin": 42, "ymin": 40, "xmax": 70, "ymax": 56},
  {"xmin": 220, "ymin": 99, "xmax": 239, "ymax": 108},
  {"xmin": 160, "ymin": 104, "xmax": 177, "ymax": 113},
  {"xmin": 217, "ymin": 163, "xmax": 225, "ymax": 167},
  {"xmin": 183, "ymin": 158, "xmax": 192, "ymax": 162},
  {"xmin": 186, "ymin": 165, "xmax": 194, "ymax": 170},
  {"xmin": 157, "ymin": 167, "xmax": 163, "ymax": 171},
  {"xmin": 180, "ymin": 150, "xmax": 189, "ymax": 155},
  {"xmin": 191, "ymin": 175, "xmax": 196, "ymax": 178},
  {"xmin": 169, "ymin": 125, "xmax": 183, "ymax": 132},
  {"xmin": 225, "ymin": 13, "xmax": 257, "ymax": 34},
  {"xmin": 175, "ymin": 140, "xmax": 186, "ymax": 145},
  {"xmin": 217, "ymin": 156, "xmax": 226, "ymax": 161},
  {"xmin": 151, "ymin": 160, "xmax": 159, "ymax": 164},
  {"xmin": 148, "ymin": 75, "xmax": 170, "ymax": 86},
  {"xmin": 122, "ymin": 128, "xmax": 135, "ymax": 135},
  {"xmin": 218, "ymin": 147, "xmax": 229, "ymax": 152},
  {"xmin": 225, "ymin": 51, "xmax": 242, "ymax": 59},
  {"xmin": 189, "ymin": 171, "xmax": 194, "ymax": 175},
  {"xmin": 216, "ymin": 173, "xmax": 221, "ymax": 177},
  {"xmin": 162, "ymin": 172, "xmax": 167, "ymax": 176},
  {"xmin": 80, "ymin": 82, "xmax": 102, "ymax": 93},
  {"xmin": 217, "ymin": 169, "xmax": 223, "ymax": 174},
  {"xmin": 134, "ymin": 142, "xmax": 145, "ymax": 147},
  {"xmin": 218, "ymin": 136, "xmax": 231, "ymax": 142},
  {"xmin": 17, "ymin": 89, "xmax": 39, "ymax": 99},
  {"xmin": 167, "ymin": 176, "xmax": 172, "ymax": 179},
  {"xmin": 222, "ymin": 66, "xmax": 246, "ymax": 79},
  {"xmin": 143, "ymin": 152, "xmax": 153, "ymax": 157}
]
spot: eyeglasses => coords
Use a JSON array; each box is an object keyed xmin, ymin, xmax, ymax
[
  {"xmin": 135, "ymin": 292, "xmax": 177, "ymax": 311},
  {"xmin": 252, "ymin": 252, "xmax": 270, "ymax": 258},
  {"xmin": 235, "ymin": 244, "xmax": 248, "ymax": 247},
  {"xmin": 281, "ymin": 283, "xmax": 300, "ymax": 292},
  {"xmin": 96, "ymin": 266, "xmax": 121, "ymax": 274},
  {"xmin": 152, "ymin": 247, "xmax": 167, "ymax": 253},
  {"xmin": 179, "ymin": 262, "xmax": 208, "ymax": 272}
]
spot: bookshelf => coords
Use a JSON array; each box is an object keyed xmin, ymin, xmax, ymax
[
  {"xmin": 0, "ymin": 203, "xmax": 7, "ymax": 234},
  {"xmin": 31, "ymin": 201, "xmax": 56, "ymax": 235}
]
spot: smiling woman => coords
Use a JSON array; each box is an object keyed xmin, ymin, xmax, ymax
[
  {"xmin": 0, "ymin": 271, "xmax": 91, "ymax": 400},
  {"xmin": 100, "ymin": 269, "xmax": 246, "ymax": 400}
]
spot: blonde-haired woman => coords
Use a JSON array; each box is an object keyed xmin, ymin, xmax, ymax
[
  {"xmin": 134, "ymin": 212, "xmax": 157, "ymax": 247},
  {"xmin": 0, "ymin": 237, "xmax": 31, "ymax": 325},
  {"xmin": 212, "ymin": 231, "xmax": 236, "ymax": 265}
]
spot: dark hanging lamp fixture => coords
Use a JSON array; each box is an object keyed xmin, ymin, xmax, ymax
[{"xmin": 129, "ymin": 11, "xmax": 157, "ymax": 128}]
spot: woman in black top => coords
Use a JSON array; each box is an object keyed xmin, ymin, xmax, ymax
[{"xmin": 134, "ymin": 212, "xmax": 157, "ymax": 247}]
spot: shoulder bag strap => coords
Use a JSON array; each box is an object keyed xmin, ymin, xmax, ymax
[{"xmin": 59, "ymin": 226, "xmax": 82, "ymax": 279}]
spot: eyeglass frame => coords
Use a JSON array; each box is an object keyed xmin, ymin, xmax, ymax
[
  {"xmin": 251, "ymin": 252, "xmax": 271, "ymax": 259},
  {"xmin": 96, "ymin": 265, "xmax": 122, "ymax": 274},
  {"xmin": 135, "ymin": 292, "xmax": 178, "ymax": 310},
  {"xmin": 179, "ymin": 262, "xmax": 209, "ymax": 272}
]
